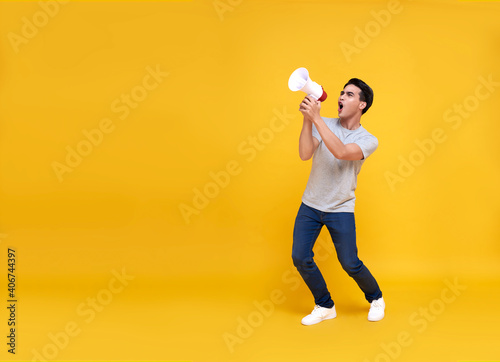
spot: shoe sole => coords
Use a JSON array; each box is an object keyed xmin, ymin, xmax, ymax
[
  {"xmin": 368, "ymin": 314, "xmax": 384, "ymax": 322},
  {"xmin": 301, "ymin": 314, "xmax": 337, "ymax": 326}
]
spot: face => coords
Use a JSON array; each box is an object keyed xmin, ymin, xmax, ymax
[{"xmin": 338, "ymin": 84, "xmax": 366, "ymax": 118}]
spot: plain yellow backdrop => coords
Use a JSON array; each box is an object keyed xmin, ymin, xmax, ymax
[{"xmin": 0, "ymin": 0, "xmax": 499, "ymax": 361}]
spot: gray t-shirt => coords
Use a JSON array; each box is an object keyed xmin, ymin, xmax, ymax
[{"xmin": 302, "ymin": 117, "xmax": 378, "ymax": 213}]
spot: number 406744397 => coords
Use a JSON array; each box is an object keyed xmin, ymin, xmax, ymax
[{"xmin": 8, "ymin": 248, "xmax": 16, "ymax": 298}]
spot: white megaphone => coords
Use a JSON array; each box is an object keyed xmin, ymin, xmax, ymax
[{"xmin": 288, "ymin": 67, "xmax": 327, "ymax": 102}]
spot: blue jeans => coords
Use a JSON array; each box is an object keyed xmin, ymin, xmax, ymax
[{"xmin": 292, "ymin": 203, "xmax": 382, "ymax": 308}]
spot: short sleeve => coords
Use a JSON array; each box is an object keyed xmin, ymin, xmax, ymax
[{"xmin": 355, "ymin": 135, "xmax": 378, "ymax": 159}]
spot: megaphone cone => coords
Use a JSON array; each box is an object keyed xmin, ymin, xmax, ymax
[{"xmin": 288, "ymin": 67, "xmax": 327, "ymax": 102}]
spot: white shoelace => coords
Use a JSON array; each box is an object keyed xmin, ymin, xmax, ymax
[{"xmin": 311, "ymin": 305, "xmax": 332, "ymax": 317}]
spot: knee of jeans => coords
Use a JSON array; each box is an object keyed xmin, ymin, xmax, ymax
[
  {"xmin": 292, "ymin": 252, "xmax": 314, "ymax": 269},
  {"xmin": 339, "ymin": 257, "xmax": 363, "ymax": 276}
]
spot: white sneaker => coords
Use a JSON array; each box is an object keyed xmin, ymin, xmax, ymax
[
  {"xmin": 301, "ymin": 305, "xmax": 337, "ymax": 326},
  {"xmin": 368, "ymin": 297, "xmax": 385, "ymax": 321}
]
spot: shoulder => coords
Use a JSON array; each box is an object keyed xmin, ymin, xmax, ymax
[
  {"xmin": 354, "ymin": 127, "xmax": 379, "ymax": 156},
  {"xmin": 357, "ymin": 127, "xmax": 378, "ymax": 143}
]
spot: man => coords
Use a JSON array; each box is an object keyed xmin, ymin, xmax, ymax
[{"xmin": 292, "ymin": 78, "xmax": 384, "ymax": 325}]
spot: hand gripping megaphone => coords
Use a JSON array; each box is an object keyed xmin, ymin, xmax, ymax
[{"xmin": 288, "ymin": 67, "xmax": 327, "ymax": 102}]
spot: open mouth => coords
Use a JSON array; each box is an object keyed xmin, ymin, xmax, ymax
[{"xmin": 338, "ymin": 102, "xmax": 344, "ymax": 112}]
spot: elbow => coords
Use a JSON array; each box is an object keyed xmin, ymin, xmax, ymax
[
  {"xmin": 299, "ymin": 151, "xmax": 312, "ymax": 161},
  {"xmin": 334, "ymin": 148, "xmax": 362, "ymax": 161},
  {"xmin": 332, "ymin": 145, "xmax": 348, "ymax": 160},
  {"xmin": 330, "ymin": 148, "xmax": 344, "ymax": 160},
  {"xmin": 299, "ymin": 147, "xmax": 313, "ymax": 161},
  {"xmin": 334, "ymin": 151, "xmax": 346, "ymax": 160}
]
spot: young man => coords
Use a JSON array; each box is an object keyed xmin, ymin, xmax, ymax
[{"xmin": 292, "ymin": 78, "xmax": 384, "ymax": 325}]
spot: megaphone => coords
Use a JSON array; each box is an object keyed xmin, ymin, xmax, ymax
[{"xmin": 288, "ymin": 67, "xmax": 327, "ymax": 102}]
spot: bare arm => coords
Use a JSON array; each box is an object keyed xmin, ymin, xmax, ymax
[
  {"xmin": 299, "ymin": 116, "xmax": 320, "ymax": 161},
  {"xmin": 313, "ymin": 118, "xmax": 364, "ymax": 160},
  {"xmin": 299, "ymin": 96, "xmax": 364, "ymax": 161}
]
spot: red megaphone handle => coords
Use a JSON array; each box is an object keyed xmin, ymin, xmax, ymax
[{"xmin": 318, "ymin": 86, "xmax": 327, "ymax": 102}]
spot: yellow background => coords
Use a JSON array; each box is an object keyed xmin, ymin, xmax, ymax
[{"xmin": 0, "ymin": 0, "xmax": 499, "ymax": 361}]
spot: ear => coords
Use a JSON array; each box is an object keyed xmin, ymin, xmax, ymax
[{"xmin": 359, "ymin": 102, "xmax": 366, "ymax": 111}]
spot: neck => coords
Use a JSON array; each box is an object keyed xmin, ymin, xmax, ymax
[{"xmin": 339, "ymin": 115, "xmax": 362, "ymax": 130}]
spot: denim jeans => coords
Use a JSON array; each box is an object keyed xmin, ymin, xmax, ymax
[{"xmin": 292, "ymin": 202, "xmax": 382, "ymax": 308}]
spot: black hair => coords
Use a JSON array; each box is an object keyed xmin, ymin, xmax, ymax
[{"xmin": 343, "ymin": 78, "xmax": 374, "ymax": 114}]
